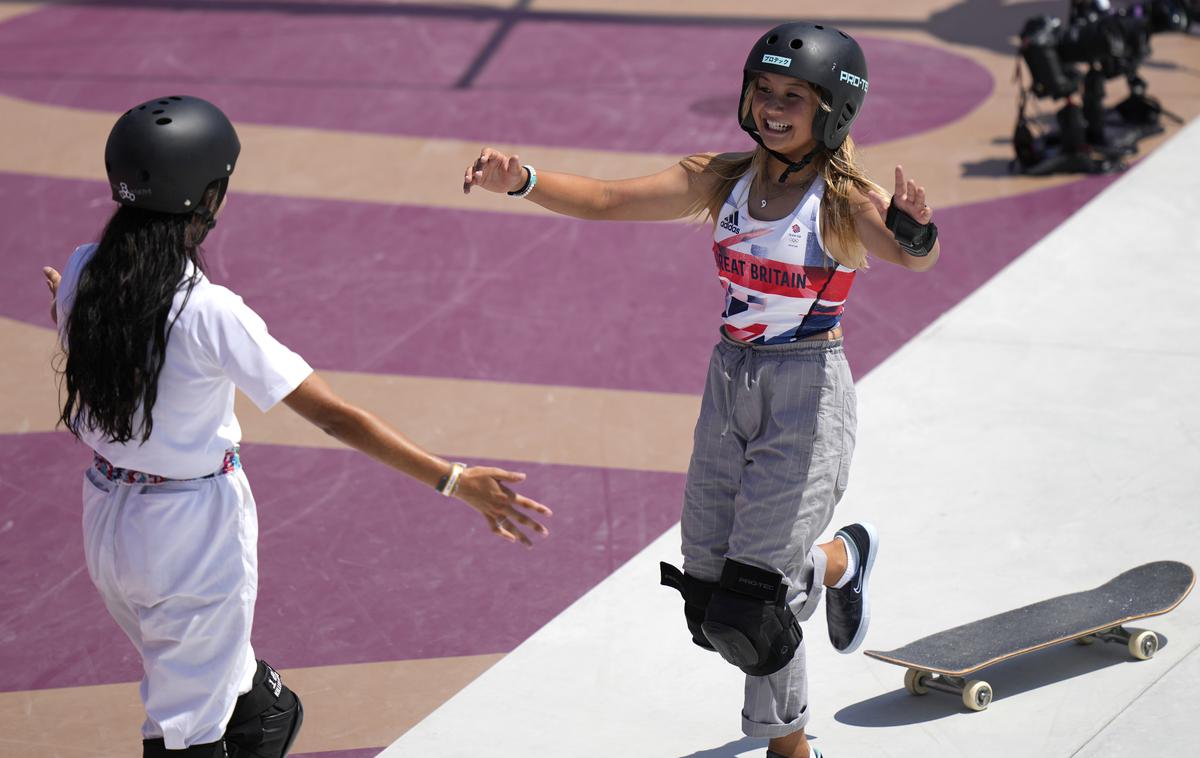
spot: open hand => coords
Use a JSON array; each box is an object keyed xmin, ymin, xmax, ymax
[
  {"xmin": 43, "ymin": 266, "xmax": 61, "ymax": 325},
  {"xmin": 454, "ymin": 466, "xmax": 552, "ymax": 548},
  {"xmin": 462, "ymin": 147, "xmax": 528, "ymax": 195},
  {"xmin": 868, "ymin": 165, "xmax": 933, "ymax": 225}
]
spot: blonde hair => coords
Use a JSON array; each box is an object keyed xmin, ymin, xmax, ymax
[{"xmin": 682, "ymin": 82, "xmax": 885, "ymax": 270}]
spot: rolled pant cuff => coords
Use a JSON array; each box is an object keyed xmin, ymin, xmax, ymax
[{"xmin": 741, "ymin": 710, "xmax": 810, "ymax": 739}]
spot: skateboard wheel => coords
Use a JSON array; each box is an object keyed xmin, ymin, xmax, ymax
[
  {"xmin": 1129, "ymin": 630, "xmax": 1158, "ymax": 660},
  {"xmin": 904, "ymin": 669, "xmax": 930, "ymax": 696},
  {"xmin": 963, "ymin": 680, "xmax": 992, "ymax": 711}
]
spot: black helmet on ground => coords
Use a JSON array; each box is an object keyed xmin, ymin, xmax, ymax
[
  {"xmin": 738, "ymin": 23, "xmax": 869, "ymax": 181},
  {"xmin": 104, "ymin": 95, "xmax": 240, "ymax": 214}
]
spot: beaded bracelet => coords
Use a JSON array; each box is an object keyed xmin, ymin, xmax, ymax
[
  {"xmin": 507, "ymin": 164, "xmax": 537, "ymax": 198},
  {"xmin": 437, "ymin": 462, "xmax": 467, "ymax": 496}
]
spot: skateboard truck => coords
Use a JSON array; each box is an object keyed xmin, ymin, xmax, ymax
[
  {"xmin": 1075, "ymin": 625, "xmax": 1159, "ymax": 660},
  {"xmin": 903, "ymin": 671, "xmax": 993, "ymax": 711}
]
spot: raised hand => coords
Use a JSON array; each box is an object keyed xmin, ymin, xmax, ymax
[
  {"xmin": 868, "ymin": 165, "xmax": 933, "ymax": 225},
  {"xmin": 43, "ymin": 266, "xmax": 61, "ymax": 325},
  {"xmin": 462, "ymin": 147, "xmax": 528, "ymax": 195},
  {"xmin": 454, "ymin": 466, "xmax": 552, "ymax": 548}
]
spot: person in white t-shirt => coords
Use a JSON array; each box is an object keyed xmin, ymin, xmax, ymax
[{"xmin": 41, "ymin": 95, "xmax": 551, "ymax": 758}]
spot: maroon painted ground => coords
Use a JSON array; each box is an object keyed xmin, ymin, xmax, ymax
[
  {"xmin": 2, "ymin": 171, "xmax": 1115, "ymax": 393},
  {"xmin": 0, "ymin": 6, "xmax": 992, "ymax": 151},
  {"xmin": 0, "ymin": 431, "xmax": 683, "ymax": 689},
  {"xmin": 0, "ymin": 166, "xmax": 1117, "ymax": 690}
]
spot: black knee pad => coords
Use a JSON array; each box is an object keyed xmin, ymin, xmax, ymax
[
  {"xmin": 223, "ymin": 660, "xmax": 304, "ymax": 758},
  {"xmin": 660, "ymin": 562, "xmax": 719, "ymax": 651},
  {"xmin": 142, "ymin": 738, "xmax": 224, "ymax": 757},
  {"xmin": 700, "ymin": 559, "xmax": 802, "ymax": 676}
]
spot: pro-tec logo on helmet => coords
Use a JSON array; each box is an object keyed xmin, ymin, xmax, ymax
[
  {"xmin": 117, "ymin": 183, "xmax": 136, "ymax": 202},
  {"xmin": 839, "ymin": 70, "xmax": 868, "ymax": 92},
  {"xmin": 762, "ymin": 54, "xmax": 792, "ymax": 67}
]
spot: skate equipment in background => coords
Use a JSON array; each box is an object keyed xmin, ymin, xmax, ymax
[
  {"xmin": 864, "ymin": 561, "xmax": 1195, "ymax": 711},
  {"xmin": 1013, "ymin": 0, "xmax": 1191, "ymax": 175}
]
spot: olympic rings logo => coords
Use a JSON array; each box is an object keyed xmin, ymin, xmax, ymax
[{"xmin": 118, "ymin": 182, "xmax": 136, "ymax": 202}]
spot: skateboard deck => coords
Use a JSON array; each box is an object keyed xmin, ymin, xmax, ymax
[{"xmin": 864, "ymin": 560, "xmax": 1195, "ymax": 710}]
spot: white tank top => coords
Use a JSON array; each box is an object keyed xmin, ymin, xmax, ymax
[{"xmin": 712, "ymin": 172, "xmax": 856, "ymax": 344}]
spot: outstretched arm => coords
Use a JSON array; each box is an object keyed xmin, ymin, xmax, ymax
[
  {"xmin": 462, "ymin": 147, "xmax": 721, "ymax": 222},
  {"xmin": 858, "ymin": 165, "xmax": 941, "ymax": 272},
  {"xmin": 283, "ymin": 373, "xmax": 552, "ymax": 547}
]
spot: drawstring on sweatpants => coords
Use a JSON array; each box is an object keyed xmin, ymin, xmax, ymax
[{"xmin": 719, "ymin": 347, "xmax": 758, "ymax": 437}]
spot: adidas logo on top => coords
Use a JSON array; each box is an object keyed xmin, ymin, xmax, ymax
[{"xmin": 720, "ymin": 210, "xmax": 740, "ymax": 234}]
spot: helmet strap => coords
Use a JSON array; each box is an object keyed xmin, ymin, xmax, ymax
[
  {"xmin": 188, "ymin": 177, "xmax": 227, "ymax": 246},
  {"xmin": 189, "ymin": 206, "xmax": 218, "ymax": 247},
  {"xmin": 746, "ymin": 128, "xmax": 822, "ymax": 183},
  {"xmin": 775, "ymin": 147, "xmax": 819, "ymax": 183}
]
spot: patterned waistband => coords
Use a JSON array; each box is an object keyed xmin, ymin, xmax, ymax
[
  {"xmin": 718, "ymin": 326, "xmax": 844, "ymax": 355},
  {"xmin": 92, "ymin": 447, "xmax": 241, "ymax": 485}
]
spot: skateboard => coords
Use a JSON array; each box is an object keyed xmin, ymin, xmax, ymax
[{"xmin": 863, "ymin": 560, "xmax": 1195, "ymax": 711}]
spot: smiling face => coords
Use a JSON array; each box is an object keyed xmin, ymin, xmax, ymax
[{"xmin": 749, "ymin": 72, "xmax": 820, "ymax": 158}]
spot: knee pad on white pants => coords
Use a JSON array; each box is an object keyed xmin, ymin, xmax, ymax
[{"xmin": 224, "ymin": 660, "xmax": 304, "ymax": 758}]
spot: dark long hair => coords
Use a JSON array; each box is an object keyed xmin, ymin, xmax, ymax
[{"xmin": 59, "ymin": 183, "xmax": 223, "ymax": 444}]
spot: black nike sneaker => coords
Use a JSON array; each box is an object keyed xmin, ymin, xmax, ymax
[{"xmin": 826, "ymin": 522, "xmax": 879, "ymax": 654}]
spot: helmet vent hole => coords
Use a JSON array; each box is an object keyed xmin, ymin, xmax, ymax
[
  {"xmin": 839, "ymin": 31, "xmax": 849, "ymax": 38},
  {"xmin": 138, "ymin": 105, "xmax": 146, "ymax": 110},
  {"xmin": 139, "ymin": 170, "xmax": 150, "ymax": 181},
  {"xmin": 155, "ymin": 117, "xmax": 172, "ymax": 126},
  {"xmin": 814, "ymin": 24, "xmax": 824, "ymax": 30},
  {"xmin": 152, "ymin": 109, "xmax": 164, "ymax": 114},
  {"xmin": 789, "ymin": 39, "xmax": 803, "ymax": 49},
  {"xmin": 157, "ymin": 100, "xmax": 169, "ymax": 105},
  {"xmin": 766, "ymin": 34, "xmax": 778, "ymax": 45},
  {"xmin": 169, "ymin": 96, "xmax": 182, "ymax": 100}
]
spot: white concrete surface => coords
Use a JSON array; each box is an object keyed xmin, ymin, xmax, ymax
[{"xmin": 381, "ymin": 117, "xmax": 1200, "ymax": 758}]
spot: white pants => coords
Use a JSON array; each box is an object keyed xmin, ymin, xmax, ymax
[{"xmin": 81, "ymin": 466, "xmax": 259, "ymax": 749}]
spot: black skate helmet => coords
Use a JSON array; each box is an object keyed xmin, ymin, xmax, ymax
[
  {"xmin": 104, "ymin": 95, "xmax": 240, "ymax": 214},
  {"xmin": 739, "ymin": 23, "xmax": 869, "ymax": 181}
]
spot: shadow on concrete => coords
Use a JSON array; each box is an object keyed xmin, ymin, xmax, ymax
[
  {"xmin": 837, "ymin": 634, "xmax": 1171, "ymax": 727},
  {"xmin": 678, "ymin": 734, "xmax": 824, "ymax": 758},
  {"xmin": 678, "ymin": 736, "xmax": 769, "ymax": 758}
]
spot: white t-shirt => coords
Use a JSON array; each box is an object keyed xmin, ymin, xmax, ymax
[{"xmin": 57, "ymin": 243, "xmax": 313, "ymax": 479}]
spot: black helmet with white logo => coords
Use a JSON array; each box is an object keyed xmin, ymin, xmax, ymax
[
  {"xmin": 739, "ymin": 22, "xmax": 869, "ymax": 154},
  {"xmin": 104, "ymin": 95, "xmax": 240, "ymax": 214}
]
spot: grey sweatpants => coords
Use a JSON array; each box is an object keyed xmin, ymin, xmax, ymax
[{"xmin": 681, "ymin": 330, "xmax": 857, "ymax": 738}]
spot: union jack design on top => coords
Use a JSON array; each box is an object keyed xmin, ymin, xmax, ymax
[{"xmin": 713, "ymin": 173, "xmax": 856, "ymax": 344}]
